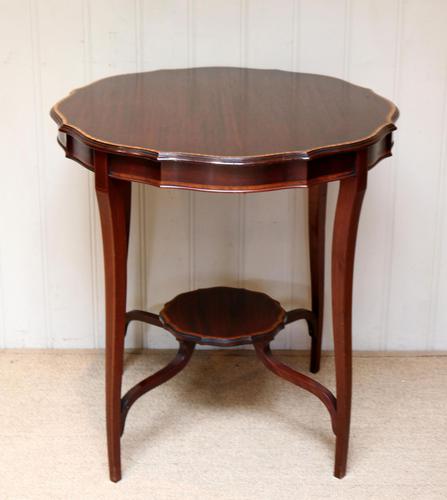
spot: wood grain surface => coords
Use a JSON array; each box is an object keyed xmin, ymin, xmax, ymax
[
  {"xmin": 51, "ymin": 67, "xmax": 398, "ymax": 164},
  {"xmin": 160, "ymin": 286, "xmax": 286, "ymax": 346}
]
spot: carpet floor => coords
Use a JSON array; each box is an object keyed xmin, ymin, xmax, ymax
[{"xmin": 0, "ymin": 350, "xmax": 446, "ymax": 500}]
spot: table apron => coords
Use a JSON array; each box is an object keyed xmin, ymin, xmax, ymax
[{"xmin": 58, "ymin": 131, "xmax": 394, "ymax": 192}]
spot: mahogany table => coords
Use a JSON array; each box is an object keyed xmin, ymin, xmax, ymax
[{"xmin": 51, "ymin": 67, "xmax": 398, "ymax": 482}]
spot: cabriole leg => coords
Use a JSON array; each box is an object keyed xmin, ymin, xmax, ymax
[
  {"xmin": 331, "ymin": 157, "xmax": 367, "ymax": 479},
  {"xmin": 95, "ymin": 152, "xmax": 131, "ymax": 482}
]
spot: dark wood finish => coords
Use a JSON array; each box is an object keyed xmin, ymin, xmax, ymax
[
  {"xmin": 160, "ymin": 287, "xmax": 286, "ymax": 346},
  {"xmin": 94, "ymin": 151, "xmax": 131, "ymax": 482},
  {"xmin": 284, "ymin": 307, "xmax": 315, "ymax": 327},
  {"xmin": 125, "ymin": 309, "xmax": 162, "ymax": 335},
  {"xmin": 121, "ymin": 341, "xmax": 195, "ymax": 435},
  {"xmin": 254, "ymin": 340, "xmax": 337, "ymax": 434},
  {"xmin": 50, "ymin": 67, "xmax": 398, "ymax": 482},
  {"xmin": 52, "ymin": 68, "xmax": 397, "ymax": 163},
  {"xmin": 308, "ymin": 184, "xmax": 327, "ymax": 373},
  {"xmin": 331, "ymin": 151, "xmax": 367, "ymax": 478},
  {"xmin": 57, "ymin": 133, "xmax": 393, "ymax": 193},
  {"xmin": 51, "ymin": 68, "xmax": 397, "ymax": 193}
]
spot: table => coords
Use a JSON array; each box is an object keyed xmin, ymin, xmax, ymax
[{"xmin": 51, "ymin": 67, "xmax": 399, "ymax": 482}]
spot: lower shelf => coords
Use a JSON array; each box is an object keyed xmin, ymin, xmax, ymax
[
  {"xmin": 159, "ymin": 286, "xmax": 286, "ymax": 346},
  {"xmin": 121, "ymin": 289, "xmax": 336, "ymax": 447}
]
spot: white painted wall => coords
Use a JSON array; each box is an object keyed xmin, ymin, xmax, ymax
[{"xmin": 1, "ymin": 0, "xmax": 447, "ymax": 350}]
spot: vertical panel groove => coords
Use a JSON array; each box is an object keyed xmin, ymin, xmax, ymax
[
  {"xmin": 187, "ymin": 0, "xmax": 195, "ymax": 67},
  {"xmin": 383, "ymin": 0, "xmax": 403, "ymax": 350},
  {"xmin": 343, "ymin": 0, "xmax": 352, "ymax": 80},
  {"xmin": 287, "ymin": 0, "xmax": 300, "ymax": 349},
  {"xmin": 240, "ymin": 0, "xmax": 248, "ymax": 67},
  {"xmin": 291, "ymin": 0, "xmax": 299, "ymax": 71},
  {"xmin": 29, "ymin": 0, "xmax": 51, "ymax": 347},
  {"xmin": 239, "ymin": 0, "xmax": 245, "ymax": 65},
  {"xmin": 427, "ymin": 73, "xmax": 447, "ymax": 349},
  {"xmin": 82, "ymin": 0, "xmax": 99, "ymax": 348},
  {"xmin": 187, "ymin": 0, "xmax": 196, "ymax": 292},
  {"xmin": 238, "ymin": 0, "xmax": 247, "ymax": 287},
  {"xmin": 0, "ymin": 250, "xmax": 6, "ymax": 348},
  {"xmin": 136, "ymin": 0, "xmax": 146, "ymax": 348}
]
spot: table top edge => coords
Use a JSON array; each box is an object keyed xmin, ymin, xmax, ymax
[{"xmin": 50, "ymin": 68, "xmax": 399, "ymax": 165}]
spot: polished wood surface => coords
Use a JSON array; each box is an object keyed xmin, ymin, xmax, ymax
[
  {"xmin": 308, "ymin": 184, "xmax": 327, "ymax": 374},
  {"xmin": 51, "ymin": 67, "xmax": 397, "ymax": 163},
  {"xmin": 51, "ymin": 68, "xmax": 397, "ymax": 193},
  {"xmin": 160, "ymin": 287, "xmax": 286, "ymax": 346},
  {"xmin": 254, "ymin": 340, "xmax": 337, "ymax": 434},
  {"xmin": 94, "ymin": 151, "xmax": 130, "ymax": 482},
  {"xmin": 331, "ymin": 151, "xmax": 367, "ymax": 478},
  {"xmin": 120, "ymin": 341, "xmax": 195, "ymax": 436},
  {"xmin": 51, "ymin": 67, "xmax": 398, "ymax": 483}
]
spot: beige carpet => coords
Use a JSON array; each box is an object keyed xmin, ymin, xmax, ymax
[{"xmin": 0, "ymin": 350, "xmax": 446, "ymax": 500}]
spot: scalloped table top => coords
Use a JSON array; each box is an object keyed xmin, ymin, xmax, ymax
[{"xmin": 51, "ymin": 67, "xmax": 398, "ymax": 165}]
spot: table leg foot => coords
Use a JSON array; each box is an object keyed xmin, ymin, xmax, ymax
[
  {"xmin": 106, "ymin": 331, "xmax": 124, "ymax": 483},
  {"xmin": 109, "ymin": 466, "xmax": 122, "ymax": 483},
  {"xmin": 334, "ymin": 437, "xmax": 349, "ymax": 478}
]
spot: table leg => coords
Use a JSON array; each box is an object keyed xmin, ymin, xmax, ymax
[
  {"xmin": 254, "ymin": 340, "xmax": 337, "ymax": 433},
  {"xmin": 308, "ymin": 184, "xmax": 327, "ymax": 373},
  {"xmin": 121, "ymin": 340, "xmax": 195, "ymax": 435},
  {"xmin": 95, "ymin": 152, "xmax": 131, "ymax": 482},
  {"xmin": 331, "ymin": 161, "xmax": 367, "ymax": 478}
]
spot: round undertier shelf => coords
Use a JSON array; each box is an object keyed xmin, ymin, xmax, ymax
[{"xmin": 159, "ymin": 286, "xmax": 286, "ymax": 346}]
